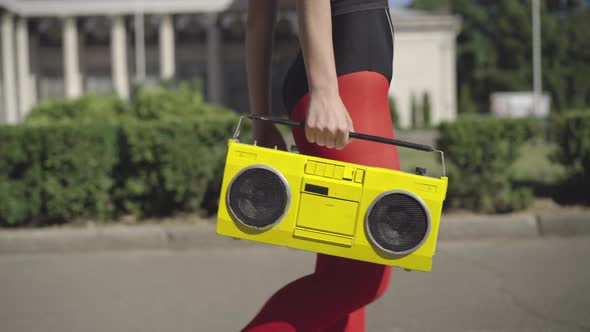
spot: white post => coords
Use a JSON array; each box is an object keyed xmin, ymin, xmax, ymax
[
  {"xmin": 1, "ymin": 13, "xmax": 18, "ymax": 124},
  {"xmin": 28, "ymin": 27, "xmax": 39, "ymax": 110},
  {"xmin": 206, "ymin": 14, "xmax": 222, "ymax": 104},
  {"xmin": 532, "ymin": 0, "xmax": 542, "ymax": 115},
  {"xmin": 63, "ymin": 16, "xmax": 82, "ymax": 98},
  {"xmin": 134, "ymin": 11, "xmax": 146, "ymax": 82},
  {"xmin": 16, "ymin": 16, "xmax": 32, "ymax": 120},
  {"xmin": 111, "ymin": 15, "xmax": 129, "ymax": 100},
  {"xmin": 159, "ymin": 14, "xmax": 175, "ymax": 80}
]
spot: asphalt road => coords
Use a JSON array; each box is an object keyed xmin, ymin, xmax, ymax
[{"xmin": 1, "ymin": 236, "xmax": 589, "ymax": 332}]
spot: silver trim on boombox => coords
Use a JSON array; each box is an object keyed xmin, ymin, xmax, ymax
[
  {"xmin": 231, "ymin": 114, "xmax": 447, "ymax": 177},
  {"xmin": 364, "ymin": 190, "xmax": 432, "ymax": 256},
  {"xmin": 226, "ymin": 164, "xmax": 292, "ymax": 231}
]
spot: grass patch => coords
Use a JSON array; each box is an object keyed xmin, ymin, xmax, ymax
[
  {"xmin": 511, "ymin": 141, "xmax": 587, "ymax": 205},
  {"xmin": 399, "ymin": 138, "xmax": 589, "ymax": 206},
  {"xmin": 398, "ymin": 147, "xmax": 442, "ymax": 177},
  {"xmin": 511, "ymin": 142, "xmax": 566, "ymax": 184},
  {"xmin": 398, "ymin": 140, "xmax": 565, "ymax": 183}
]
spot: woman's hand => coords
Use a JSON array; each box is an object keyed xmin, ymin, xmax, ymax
[
  {"xmin": 295, "ymin": 0, "xmax": 353, "ymax": 150},
  {"xmin": 253, "ymin": 122, "xmax": 287, "ymax": 151},
  {"xmin": 305, "ymin": 90, "xmax": 354, "ymax": 150}
]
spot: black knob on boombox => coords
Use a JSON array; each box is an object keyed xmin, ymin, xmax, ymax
[
  {"xmin": 227, "ymin": 166, "xmax": 290, "ymax": 230},
  {"xmin": 415, "ymin": 167, "xmax": 427, "ymax": 176},
  {"xmin": 365, "ymin": 191, "xmax": 430, "ymax": 255}
]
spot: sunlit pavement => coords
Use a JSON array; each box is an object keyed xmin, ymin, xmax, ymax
[{"xmin": 1, "ymin": 236, "xmax": 589, "ymax": 332}]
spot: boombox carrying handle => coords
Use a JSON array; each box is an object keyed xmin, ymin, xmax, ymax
[{"xmin": 233, "ymin": 114, "xmax": 446, "ymax": 177}]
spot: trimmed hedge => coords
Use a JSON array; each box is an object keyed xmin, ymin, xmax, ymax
[
  {"xmin": 131, "ymin": 82, "xmax": 220, "ymax": 120},
  {"xmin": 26, "ymin": 94, "xmax": 130, "ymax": 124},
  {"xmin": 437, "ymin": 116, "xmax": 541, "ymax": 213},
  {"xmin": 0, "ymin": 83, "xmax": 247, "ymax": 227},
  {"xmin": 0, "ymin": 127, "xmax": 44, "ymax": 226},
  {"xmin": 41, "ymin": 123, "xmax": 119, "ymax": 223},
  {"xmin": 0, "ymin": 123, "xmax": 118, "ymax": 226},
  {"xmin": 113, "ymin": 114, "xmax": 240, "ymax": 218},
  {"xmin": 551, "ymin": 110, "xmax": 590, "ymax": 200}
]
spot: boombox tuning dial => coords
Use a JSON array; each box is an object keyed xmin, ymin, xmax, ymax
[{"xmin": 415, "ymin": 167, "xmax": 427, "ymax": 176}]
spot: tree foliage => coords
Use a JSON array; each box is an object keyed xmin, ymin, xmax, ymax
[{"xmin": 410, "ymin": 0, "xmax": 590, "ymax": 113}]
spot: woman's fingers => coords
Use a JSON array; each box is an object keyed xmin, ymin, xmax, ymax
[
  {"xmin": 315, "ymin": 129, "xmax": 327, "ymax": 147},
  {"xmin": 335, "ymin": 126, "xmax": 348, "ymax": 150},
  {"xmin": 305, "ymin": 126, "xmax": 316, "ymax": 144},
  {"xmin": 306, "ymin": 119, "xmax": 352, "ymax": 149},
  {"xmin": 323, "ymin": 127, "xmax": 336, "ymax": 149},
  {"xmin": 305, "ymin": 93, "xmax": 354, "ymax": 150}
]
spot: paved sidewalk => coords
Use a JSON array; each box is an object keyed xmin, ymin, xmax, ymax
[
  {"xmin": 1, "ymin": 236, "xmax": 589, "ymax": 332},
  {"xmin": 0, "ymin": 209, "xmax": 589, "ymax": 255}
]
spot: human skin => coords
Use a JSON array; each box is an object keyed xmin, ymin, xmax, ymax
[{"xmin": 246, "ymin": 0, "xmax": 353, "ymax": 150}]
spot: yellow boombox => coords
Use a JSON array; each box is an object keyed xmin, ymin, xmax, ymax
[{"xmin": 216, "ymin": 115, "xmax": 448, "ymax": 272}]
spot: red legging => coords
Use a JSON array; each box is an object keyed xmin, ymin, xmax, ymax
[{"xmin": 242, "ymin": 71, "xmax": 400, "ymax": 332}]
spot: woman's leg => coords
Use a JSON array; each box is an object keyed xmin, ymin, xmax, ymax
[
  {"xmin": 242, "ymin": 71, "xmax": 399, "ymax": 332},
  {"xmin": 322, "ymin": 307, "xmax": 365, "ymax": 332},
  {"xmin": 300, "ymin": 71, "xmax": 399, "ymax": 331},
  {"xmin": 242, "ymin": 256, "xmax": 391, "ymax": 332},
  {"xmin": 314, "ymin": 255, "xmax": 387, "ymax": 332}
]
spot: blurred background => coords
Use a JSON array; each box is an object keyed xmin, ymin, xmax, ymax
[
  {"xmin": 1, "ymin": 0, "xmax": 589, "ymax": 223},
  {"xmin": 1, "ymin": 1, "xmax": 589, "ymax": 331}
]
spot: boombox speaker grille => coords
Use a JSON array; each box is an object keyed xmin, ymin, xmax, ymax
[
  {"xmin": 366, "ymin": 191, "xmax": 430, "ymax": 255},
  {"xmin": 227, "ymin": 166, "xmax": 289, "ymax": 229}
]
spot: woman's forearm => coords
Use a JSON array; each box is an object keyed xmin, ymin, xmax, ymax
[
  {"xmin": 246, "ymin": 0, "xmax": 277, "ymax": 116},
  {"xmin": 296, "ymin": 0, "xmax": 352, "ymax": 150},
  {"xmin": 296, "ymin": 0, "xmax": 339, "ymax": 97}
]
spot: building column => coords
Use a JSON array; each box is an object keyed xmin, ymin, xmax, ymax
[
  {"xmin": 205, "ymin": 14, "xmax": 223, "ymax": 104},
  {"xmin": 63, "ymin": 16, "xmax": 82, "ymax": 98},
  {"xmin": 28, "ymin": 24, "xmax": 39, "ymax": 109},
  {"xmin": 111, "ymin": 15, "xmax": 129, "ymax": 100},
  {"xmin": 159, "ymin": 14, "xmax": 175, "ymax": 80},
  {"xmin": 1, "ymin": 13, "xmax": 18, "ymax": 124},
  {"xmin": 134, "ymin": 12, "xmax": 146, "ymax": 82},
  {"xmin": 16, "ymin": 16, "xmax": 33, "ymax": 120},
  {"xmin": 447, "ymin": 36, "xmax": 458, "ymax": 123}
]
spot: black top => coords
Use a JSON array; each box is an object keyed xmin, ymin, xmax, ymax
[
  {"xmin": 331, "ymin": 0, "xmax": 389, "ymax": 16},
  {"xmin": 282, "ymin": 8, "xmax": 394, "ymax": 112}
]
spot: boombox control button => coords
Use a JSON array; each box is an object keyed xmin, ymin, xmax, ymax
[
  {"xmin": 334, "ymin": 166, "xmax": 344, "ymax": 179},
  {"xmin": 305, "ymin": 161, "xmax": 317, "ymax": 175},
  {"xmin": 354, "ymin": 169, "xmax": 365, "ymax": 183},
  {"xmin": 306, "ymin": 161, "xmax": 349, "ymax": 180},
  {"xmin": 415, "ymin": 167, "xmax": 427, "ymax": 176},
  {"xmin": 316, "ymin": 163, "xmax": 326, "ymax": 176},
  {"xmin": 343, "ymin": 167, "xmax": 354, "ymax": 181},
  {"xmin": 324, "ymin": 164, "xmax": 335, "ymax": 178}
]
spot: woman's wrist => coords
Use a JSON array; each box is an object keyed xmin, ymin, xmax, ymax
[{"xmin": 309, "ymin": 82, "xmax": 340, "ymax": 100}]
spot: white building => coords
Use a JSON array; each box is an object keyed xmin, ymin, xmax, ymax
[
  {"xmin": 390, "ymin": 8, "xmax": 461, "ymax": 128},
  {"xmin": 0, "ymin": 0, "xmax": 460, "ymax": 129}
]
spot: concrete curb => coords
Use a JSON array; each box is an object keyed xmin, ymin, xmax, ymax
[
  {"xmin": 537, "ymin": 210, "xmax": 590, "ymax": 237},
  {"xmin": 437, "ymin": 213, "xmax": 540, "ymax": 241},
  {"xmin": 0, "ymin": 211, "xmax": 588, "ymax": 255}
]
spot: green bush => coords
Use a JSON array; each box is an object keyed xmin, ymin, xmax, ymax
[
  {"xmin": 1, "ymin": 83, "xmax": 246, "ymax": 226},
  {"xmin": 122, "ymin": 82, "xmax": 248, "ymax": 217},
  {"xmin": 0, "ymin": 126, "xmax": 43, "ymax": 226},
  {"xmin": 0, "ymin": 123, "xmax": 118, "ymax": 226},
  {"xmin": 26, "ymin": 94, "xmax": 130, "ymax": 124},
  {"xmin": 551, "ymin": 110, "xmax": 590, "ymax": 200},
  {"xmin": 132, "ymin": 82, "xmax": 221, "ymax": 120},
  {"xmin": 40, "ymin": 122, "xmax": 119, "ymax": 223},
  {"xmin": 388, "ymin": 96, "xmax": 400, "ymax": 129},
  {"xmin": 411, "ymin": 94, "xmax": 419, "ymax": 129},
  {"xmin": 113, "ymin": 113, "xmax": 240, "ymax": 218},
  {"xmin": 437, "ymin": 116, "xmax": 541, "ymax": 213},
  {"xmin": 422, "ymin": 92, "xmax": 432, "ymax": 128}
]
